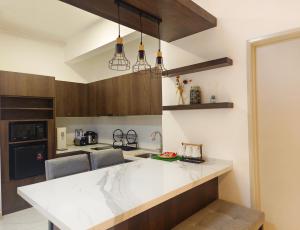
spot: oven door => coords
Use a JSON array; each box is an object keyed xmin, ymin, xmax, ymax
[
  {"xmin": 9, "ymin": 121, "xmax": 47, "ymax": 142},
  {"xmin": 9, "ymin": 143, "xmax": 47, "ymax": 180}
]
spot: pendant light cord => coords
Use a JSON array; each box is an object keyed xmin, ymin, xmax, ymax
[
  {"xmin": 140, "ymin": 13, "xmax": 143, "ymax": 44},
  {"xmin": 117, "ymin": 3, "xmax": 121, "ymax": 37},
  {"xmin": 157, "ymin": 21, "xmax": 161, "ymax": 51}
]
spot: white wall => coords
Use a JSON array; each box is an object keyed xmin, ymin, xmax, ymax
[
  {"xmin": 0, "ymin": 30, "xmax": 86, "ymax": 83},
  {"xmin": 65, "ymin": 19, "xmax": 135, "ymax": 63},
  {"xmin": 163, "ymin": 0, "xmax": 300, "ymax": 207},
  {"xmin": 68, "ymin": 35, "xmax": 202, "ymax": 82},
  {"xmin": 56, "ymin": 117, "xmax": 96, "ymax": 145}
]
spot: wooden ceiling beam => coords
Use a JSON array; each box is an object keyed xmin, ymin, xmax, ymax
[{"xmin": 59, "ymin": 0, "xmax": 217, "ymax": 42}]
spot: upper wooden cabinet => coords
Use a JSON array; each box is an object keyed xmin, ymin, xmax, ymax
[
  {"xmin": 150, "ymin": 76, "xmax": 162, "ymax": 115},
  {"xmin": 97, "ymin": 79, "xmax": 114, "ymax": 116},
  {"xmin": 0, "ymin": 71, "xmax": 55, "ymax": 97},
  {"xmin": 55, "ymin": 81, "xmax": 88, "ymax": 117},
  {"xmin": 113, "ymin": 74, "xmax": 133, "ymax": 116},
  {"xmin": 87, "ymin": 72, "xmax": 162, "ymax": 116},
  {"xmin": 112, "ymin": 71, "xmax": 161, "ymax": 116},
  {"xmin": 87, "ymin": 81, "xmax": 98, "ymax": 116},
  {"xmin": 87, "ymin": 78, "xmax": 114, "ymax": 116},
  {"xmin": 131, "ymin": 71, "xmax": 162, "ymax": 115},
  {"xmin": 0, "ymin": 70, "xmax": 161, "ymax": 117}
]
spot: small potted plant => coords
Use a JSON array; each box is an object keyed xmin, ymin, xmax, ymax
[{"xmin": 176, "ymin": 76, "xmax": 192, "ymax": 105}]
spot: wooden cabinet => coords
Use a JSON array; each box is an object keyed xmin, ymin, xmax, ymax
[
  {"xmin": 87, "ymin": 79, "xmax": 113, "ymax": 116},
  {"xmin": 130, "ymin": 72, "xmax": 152, "ymax": 115},
  {"xmin": 112, "ymin": 72, "xmax": 153, "ymax": 116},
  {"xmin": 150, "ymin": 75, "xmax": 162, "ymax": 115},
  {"xmin": 0, "ymin": 119, "xmax": 55, "ymax": 214},
  {"xmin": 94, "ymin": 72, "xmax": 161, "ymax": 116},
  {"xmin": 55, "ymin": 81, "xmax": 88, "ymax": 117},
  {"xmin": 97, "ymin": 78, "xmax": 114, "ymax": 116},
  {"xmin": 0, "ymin": 71, "xmax": 55, "ymax": 97},
  {"xmin": 56, "ymin": 72, "xmax": 162, "ymax": 117},
  {"xmin": 113, "ymin": 75, "xmax": 132, "ymax": 116},
  {"xmin": 87, "ymin": 81, "xmax": 98, "ymax": 116}
]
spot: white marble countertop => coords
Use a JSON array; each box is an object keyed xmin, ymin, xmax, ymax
[
  {"xmin": 18, "ymin": 158, "xmax": 232, "ymax": 230},
  {"xmin": 56, "ymin": 143, "xmax": 113, "ymax": 154},
  {"xmin": 56, "ymin": 144, "xmax": 159, "ymax": 157}
]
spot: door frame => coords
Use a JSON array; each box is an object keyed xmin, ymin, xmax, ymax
[{"xmin": 247, "ymin": 28, "xmax": 300, "ymax": 209}]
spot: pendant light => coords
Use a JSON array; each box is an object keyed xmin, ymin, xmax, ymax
[
  {"xmin": 132, "ymin": 14, "xmax": 151, "ymax": 73},
  {"xmin": 154, "ymin": 21, "xmax": 166, "ymax": 76},
  {"xmin": 108, "ymin": 2, "xmax": 130, "ymax": 71}
]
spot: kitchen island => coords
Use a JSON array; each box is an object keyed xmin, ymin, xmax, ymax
[{"xmin": 18, "ymin": 158, "xmax": 232, "ymax": 230}]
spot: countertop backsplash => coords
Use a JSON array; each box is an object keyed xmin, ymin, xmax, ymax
[{"xmin": 56, "ymin": 116, "xmax": 162, "ymax": 150}]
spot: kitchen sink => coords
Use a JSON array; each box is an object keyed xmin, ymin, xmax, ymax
[
  {"xmin": 135, "ymin": 153, "xmax": 158, "ymax": 158},
  {"xmin": 90, "ymin": 146, "xmax": 113, "ymax": 151}
]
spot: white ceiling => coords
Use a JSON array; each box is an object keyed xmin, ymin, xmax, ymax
[{"xmin": 0, "ymin": 0, "xmax": 102, "ymax": 44}]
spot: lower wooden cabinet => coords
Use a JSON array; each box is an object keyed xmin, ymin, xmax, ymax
[{"xmin": 55, "ymin": 81, "xmax": 88, "ymax": 117}]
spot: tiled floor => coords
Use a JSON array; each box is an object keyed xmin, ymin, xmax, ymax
[{"xmin": 0, "ymin": 208, "xmax": 47, "ymax": 230}]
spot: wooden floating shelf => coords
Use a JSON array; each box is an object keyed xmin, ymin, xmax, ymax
[
  {"xmin": 163, "ymin": 102, "xmax": 234, "ymax": 111},
  {"xmin": 0, "ymin": 108, "xmax": 53, "ymax": 110},
  {"xmin": 162, "ymin": 57, "xmax": 233, "ymax": 77}
]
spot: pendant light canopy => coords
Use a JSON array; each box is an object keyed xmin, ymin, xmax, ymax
[
  {"xmin": 108, "ymin": 3, "xmax": 130, "ymax": 71},
  {"xmin": 132, "ymin": 14, "xmax": 151, "ymax": 73},
  {"xmin": 154, "ymin": 21, "xmax": 166, "ymax": 76}
]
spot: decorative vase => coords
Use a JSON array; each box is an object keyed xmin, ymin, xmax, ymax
[
  {"xmin": 190, "ymin": 86, "xmax": 201, "ymax": 104},
  {"xmin": 178, "ymin": 88, "xmax": 185, "ymax": 105}
]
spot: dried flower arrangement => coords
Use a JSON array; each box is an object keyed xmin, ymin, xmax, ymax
[{"xmin": 176, "ymin": 75, "xmax": 192, "ymax": 105}]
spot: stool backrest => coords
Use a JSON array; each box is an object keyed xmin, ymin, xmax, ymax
[
  {"xmin": 45, "ymin": 154, "xmax": 90, "ymax": 180},
  {"xmin": 90, "ymin": 149, "xmax": 124, "ymax": 170}
]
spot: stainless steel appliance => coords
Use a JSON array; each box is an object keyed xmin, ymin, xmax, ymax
[
  {"xmin": 84, "ymin": 131, "xmax": 98, "ymax": 145},
  {"xmin": 74, "ymin": 129, "xmax": 87, "ymax": 146},
  {"xmin": 9, "ymin": 142, "xmax": 47, "ymax": 179},
  {"xmin": 9, "ymin": 121, "xmax": 47, "ymax": 142}
]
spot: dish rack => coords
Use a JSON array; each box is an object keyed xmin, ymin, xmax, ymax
[{"xmin": 113, "ymin": 129, "xmax": 138, "ymax": 151}]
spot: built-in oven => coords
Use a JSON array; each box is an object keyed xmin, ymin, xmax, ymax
[
  {"xmin": 9, "ymin": 121, "xmax": 47, "ymax": 142},
  {"xmin": 9, "ymin": 142, "xmax": 47, "ymax": 180}
]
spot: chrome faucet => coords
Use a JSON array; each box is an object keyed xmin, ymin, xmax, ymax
[{"xmin": 150, "ymin": 131, "xmax": 163, "ymax": 153}]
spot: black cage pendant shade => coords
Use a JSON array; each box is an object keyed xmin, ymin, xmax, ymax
[
  {"xmin": 108, "ymin": 3, "xmax": 130, "ymax": 71},
  {"xmin": 132, "ymin": 15, "xmax": 151, "ymax": 73},
  {"xmin": 154, "ymin": 21, "xmax": 166, "ymax": 76}
]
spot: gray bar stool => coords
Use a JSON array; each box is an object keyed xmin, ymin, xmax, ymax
[
  {"xmin": 90, "ymin": 149, "xmax": 125, "ymax": 170},
  {"xmin": 45, "ymin": 154, "xmax": 91, "ymax": 230}
]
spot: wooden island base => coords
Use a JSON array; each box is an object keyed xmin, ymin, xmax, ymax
[{"xmin": 108, "ymin": 178, "xmax": 218, "ymax": 230}]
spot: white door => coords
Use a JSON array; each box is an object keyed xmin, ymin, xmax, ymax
[{"xmin": 256, "ymin": 38, "xmax": 300, "ymax": 230}]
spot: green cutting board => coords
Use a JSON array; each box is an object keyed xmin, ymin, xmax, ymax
[{"xmin": 151, "ymin": 155, "xmax": 181, "ymax": 162}]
